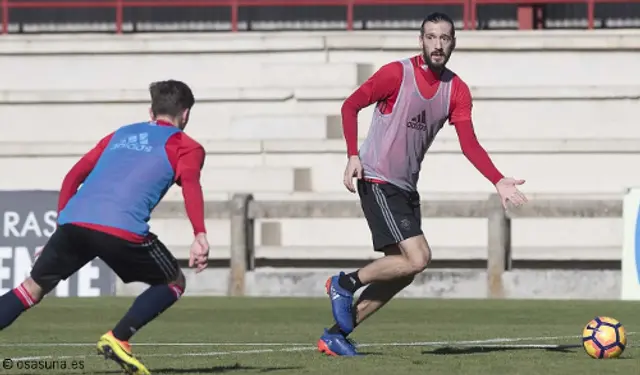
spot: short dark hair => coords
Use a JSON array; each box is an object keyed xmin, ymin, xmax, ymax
[
  {"xmin": 420, "ymin": 12, "xmax": 456, "ymax": 37},
  {"xmin": 149, "ymin": 79, "xmax": 195, "ymax": 118}
]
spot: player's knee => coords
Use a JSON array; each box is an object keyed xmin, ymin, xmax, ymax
[
  {"xmin": 399, "ymin": 236, "xmax": 432, "ymax": 275},
  {"xmin": 169, "ymin": 270, "xmax": 186, "ymax": 297},
  {"xmin": 408, "ymin": 255, "xmax": 430, "ymax": 274},
  {"xmin": 21, "ymin": 277, "xmax": 46, "ymax": 303}
]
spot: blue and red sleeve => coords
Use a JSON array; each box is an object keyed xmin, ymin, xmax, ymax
[
  {"xmin": 58, "ymin": 132, "xmax": 114, "ymax": 213},
  {"xmin": 165, "ymin": 133, "xmax": 207, "ymax": 235}
]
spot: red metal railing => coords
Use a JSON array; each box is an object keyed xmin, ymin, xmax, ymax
[
  {"xmin": 469, "ymin": 0, "xmax": 634, "ymax": 30},
  {"xmin": 0, "ymin": 0, "xmax": 470, "ymax": 34},
  {"xmin": 0, "ymin": 0, "xmax": 635, "ymax": 34}
]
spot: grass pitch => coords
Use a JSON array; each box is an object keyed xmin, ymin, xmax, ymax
[{"xmin": 0, "ymin": 297, "xmax": 638, "ymax": 375}]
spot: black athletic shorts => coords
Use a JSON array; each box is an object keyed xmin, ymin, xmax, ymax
[
  {"xmin": 357, "ymin": 179, "xmax": 423, "ymax": 251},
  {"xmin": 31, "ymin": 223, "xmax": 179, "ymax": 291}
]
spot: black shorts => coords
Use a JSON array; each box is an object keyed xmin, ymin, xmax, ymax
[
  {"xmin": 31, "ymin": 224, "xmax": 179, "ymax": 291},
  {"xmin": 357, "ymin": 179, "xmax": 423, "ymax": 251}
]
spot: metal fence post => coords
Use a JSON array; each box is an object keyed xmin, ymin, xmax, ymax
[
  {"xmin": 487, "ymin": 193, "xmax": 511, "ymax": 298},
  {"xmin": 228, "ymin": 193, "xmax": 254, "ymax": 296}
]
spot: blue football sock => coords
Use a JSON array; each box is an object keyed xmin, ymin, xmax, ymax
[
  {"xmin": 112, "ymin": 283, "xmax": 183, "ymax": 341},
  {"xmin": 0, "ymin": 285, "xmax": 37, "ymax": 330}
]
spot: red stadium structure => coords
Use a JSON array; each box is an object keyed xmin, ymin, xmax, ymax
[{"xmin": 1, "ymin": 0, "xmax": 639, "ymax": 34}]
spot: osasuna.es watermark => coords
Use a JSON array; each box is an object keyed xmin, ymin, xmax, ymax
[{"xmin": 0, "ymin": 191, "xmax": 115, "ymax": 297}]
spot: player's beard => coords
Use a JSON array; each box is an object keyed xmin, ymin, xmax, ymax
[{"xmin": 422, "ymin": 48, "xmax": 449, "ymax": 72}]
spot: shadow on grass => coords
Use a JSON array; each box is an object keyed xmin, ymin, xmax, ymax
[
  {"xmin": 354, "ymin": 351, "xmax": 384, "ymax": 356},
  {"xmin": 422, "ymin": 344, "xmax": 582, "ymax": 355}
]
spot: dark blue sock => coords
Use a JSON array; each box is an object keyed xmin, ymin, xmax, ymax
[
  {"xmin": 0, "ymin": 286, "xmax": 35, "ymax": 330},
  {"xmin": 112, "ymin": 284, "xmax": 183, "ymax": 341}
]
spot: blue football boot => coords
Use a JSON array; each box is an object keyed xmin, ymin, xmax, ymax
[
  {"xmin": 317, "ymin": 329, "xmax": 359, "ymax": 357},
  {"xmin": 325, "ymin": 272, "xmax": 355, "ymax": 334}
]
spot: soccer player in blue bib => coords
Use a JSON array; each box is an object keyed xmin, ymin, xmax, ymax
[{"xmin": 0, "ymin": 80, "xmax": 210, "ymax": 375}]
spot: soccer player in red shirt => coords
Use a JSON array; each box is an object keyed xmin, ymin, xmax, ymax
[
  {"xmin": 0, "ymin": 80, "xmax": 209, "ymax": 375},
  {"xmin": 319, "ymin": 13, "xmax": 528, "ymax": 356}
]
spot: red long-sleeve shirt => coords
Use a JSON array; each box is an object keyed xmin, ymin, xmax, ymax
[
  {"xmin": 58, "ymin": 120, "xmax": 206, "ymax": 243},
  {"xmin": 342, "ymin": 54, "xmax": 504, "ymax": 185}
]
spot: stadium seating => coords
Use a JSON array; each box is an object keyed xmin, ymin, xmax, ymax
[{"xmin": 1, "ymin": 30, "xmax": 637, "ymax": 267}]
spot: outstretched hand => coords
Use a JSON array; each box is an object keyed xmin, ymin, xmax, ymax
[{"xmin": 495, "ymin": 177, "xmax": 528, "ymax": 209}]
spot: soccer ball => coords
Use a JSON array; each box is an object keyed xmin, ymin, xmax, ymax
[{"xmin": 582, "ymin": 316, "xmax": 627, "ymax": 359}]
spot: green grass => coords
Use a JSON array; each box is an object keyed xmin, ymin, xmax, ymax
[{"xmin": 1, "ymin": 297, "xmax": 639, "ymax": 374}]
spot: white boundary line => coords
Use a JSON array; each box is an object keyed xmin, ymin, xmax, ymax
[
  {"xmin": 4, "ymin": 332, "xmax": 632, "ymax": 348},
  {"xmin": 7, "ymin": 332, "xmax": 634, "ymax": 361}
]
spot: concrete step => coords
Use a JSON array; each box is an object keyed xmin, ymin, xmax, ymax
[
  {"xmin": 4, "ymin": 147, "xmax": 640, "ymax": 195},
  {"xmin": 0, "ymin": 93, "xmax": 344, "ymax": 143},
  {"xmin": 2, "ymin": 31, "xmax": 639, "ymax": 89},
  {"xmin": 0, "ymin": 57, "xmax": 371, "ymax": 90},
  {"xmin": 329, "ymin": 50, "xmax": 640, "ymax": 86},
  {"xmin": 0, "ymin": 30, "xmax": 640, "ymax": 90},
  {"xmin": 263, "ymin": 151, "xmax": 640, "ymax": 195},
  {"xmin": 229, "ymin": 115, "xmax": 330, "ymax": 140},
  {"xmin": 5, "ymin": 138, "xmax": 640, "ymax": 157},
  {"xmin": 200, "ymin": 167, "xmax": 298, "ymax": 193},
  {"xmin": 0, "ymin": 158, "xmax": 299, "ymax": 193},
  {"xmin": 3, "ymin": 30, "xmax": 638, "ymax": 55},
  {"xmin": 1, "ymin": 85, "xmax": 637, "ymax": 143}
]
